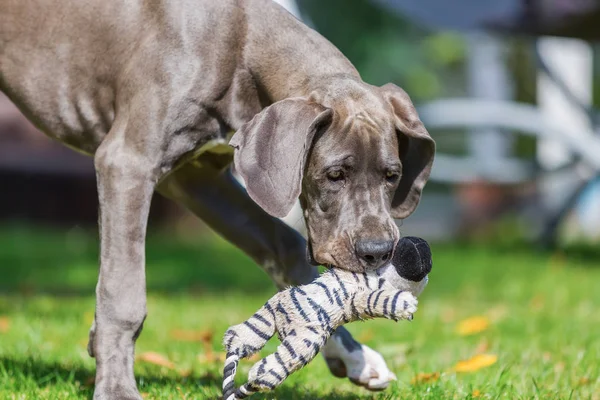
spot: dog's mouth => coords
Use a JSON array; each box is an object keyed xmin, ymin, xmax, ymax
[{"xmin": 307, "ymin": 237, "xmax": 365, "ymax": 272}]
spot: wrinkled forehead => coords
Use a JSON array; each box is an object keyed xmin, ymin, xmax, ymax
[{"xmin": 312, "ymin": 111, "xmax": 400, "ymax": 169}]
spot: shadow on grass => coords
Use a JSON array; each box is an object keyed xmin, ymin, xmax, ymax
[
  {"xmin": 251, "ymin": 387, "xmax": 367, "ymax": 400},
  {"xmin": 0, "ymin": 356, "xmax": 221, "ymax": 397},
  {"xmin": 0, "ymin": 356, "xmax": 96, "ymax": 396},
  {"xmin": 0, "ymin": 356, "xmax": 361, "ymax": 400}
]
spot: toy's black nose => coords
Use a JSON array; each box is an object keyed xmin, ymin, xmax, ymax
[
  {"xmin": 393, "ymin": 236, "xmax": 432, "ymax": 281},
  {"xmin": 356, "ymin": 239, "xmax": 394, "ymax": 269}
]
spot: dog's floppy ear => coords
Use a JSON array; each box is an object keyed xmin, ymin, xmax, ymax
[
  {"xmin": 230, "ymin": 98, "xmax": 333, "ymax": 218},
  {"xmin": 380, "ymin": 83, "xmax": 435, "ymax": 219}
]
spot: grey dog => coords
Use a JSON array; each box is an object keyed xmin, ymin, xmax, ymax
[{"xmin": 0, "ymin": 0, "xmax": 435, "ymax": 398}]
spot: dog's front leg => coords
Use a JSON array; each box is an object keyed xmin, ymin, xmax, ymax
[
  {"xmin": 159, "ymin": 164, "xmax": 396, "ymax": 391},
  {"xmin": 89, "ymin": 129, "xmax": 159, "ymax": 400}
]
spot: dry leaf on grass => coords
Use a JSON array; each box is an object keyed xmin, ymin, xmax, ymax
[
  {"xmin": 170, "ymin": 329, "xmax": 213, "ymax": 343},
  {"xmin": 0, "ymin": 316, "xmax": 11, "ymax": 333},
  {"xmin": 451, "ymin": 353, "xmax": 497, "ymax": 373},
  {"xmin": 137, "ymin": 352, "xmax": 175, "ymax": 370},
  {"xmin": 197, "ymin": 352, "xmax": 226, "ymax": 364},
  {"xmin": 456, "ymin": 316, "xmax": 490, "ymax": 336},
  {"xmin": 578, "ymin": 377, "xmax": 591, "ymax": 386},
  {"xmin": 410, "ymin": 372, "xmax": 440, "ymax": 385},
  {"xmin": 192, "ymin": 329, "xmax": 224, "ymax": 365},
  {"xmin": 474, "ymin": 338, "xmax": 490, "ymax": 354}
]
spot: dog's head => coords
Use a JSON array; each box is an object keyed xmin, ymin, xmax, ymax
[{"xmin": 230, "ymin": 82, "xmax": 434, "ymax": 272}]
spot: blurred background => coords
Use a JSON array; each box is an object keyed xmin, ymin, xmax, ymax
[
  {"xmin": 1, "ymin": 0, "xmax": 599, "ymax": 398},
  {"xmin": 4, "ymin": 0, "xmax": 600, "ymax": 246}
]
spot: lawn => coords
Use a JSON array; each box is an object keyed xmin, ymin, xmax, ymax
[{"xmin": 0, "ymin": 225, "xmax": 598, "ymax": 399}]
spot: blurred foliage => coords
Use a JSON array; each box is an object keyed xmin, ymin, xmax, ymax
[{"xmin": 298, "ymin": 0, "xmax": 466, "ymax": 101}]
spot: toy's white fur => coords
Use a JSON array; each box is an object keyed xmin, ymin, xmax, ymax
[{"xmin": 222, "ymin": 264, "xmax": 428, "ymax": 399}]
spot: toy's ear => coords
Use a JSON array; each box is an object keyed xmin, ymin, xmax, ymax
[{"xmin": 392, "ymin": 236, "xmax": 432, "ymax": 282}]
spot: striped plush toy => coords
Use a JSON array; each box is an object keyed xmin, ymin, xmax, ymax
[{"xmin": 222, "ymin": 236, "xmax": 433, "ymax": 400}]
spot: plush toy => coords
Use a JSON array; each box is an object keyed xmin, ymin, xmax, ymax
[{"xmin": 222, "ymin": 236, "xmax": 432, "ymax": 400}]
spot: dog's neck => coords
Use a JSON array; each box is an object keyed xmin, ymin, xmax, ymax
[{"xmin": 242, "ymin": 0, "xmax": 361, "ymax": 103}]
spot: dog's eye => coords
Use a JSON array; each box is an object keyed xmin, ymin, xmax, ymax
[
  {"xmin": 327, "ymin": 169, "xmax": 344, "ymax": 182},
  {"xmin": 386, "ymin": 170, "xmax": 400, "ymax": 183}
]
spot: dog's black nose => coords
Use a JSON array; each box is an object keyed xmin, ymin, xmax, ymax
[{"xmin": 355, "ymin": 239, "xmax": 394, "ymax": 269}]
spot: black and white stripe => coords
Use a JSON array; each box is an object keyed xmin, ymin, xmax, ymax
[
  {"xmin": 222, "ymin": 264, "xmax": 422, "ymax": 399},
  {"xmin": 222, "ymin": 352, "xmax": 241, "ymax": 400}
]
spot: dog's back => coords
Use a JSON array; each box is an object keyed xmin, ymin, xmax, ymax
[
  {"xmin": 1, "ymin": 0, "xmax": 133, "ymax": 150},
  {"xmin": 1, "ymin": 0, "xmax": 337, "ymax": 155}
]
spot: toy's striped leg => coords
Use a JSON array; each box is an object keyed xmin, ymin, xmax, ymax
[
  {"xmin": 223, "ymin": 353, "xmax": 241, "ymax": 400},
  {"xmin": 222, "ymin": 306, "xmax": 277, "ymax": 400},
  {"xmin": 239, "ymin": 327, "xmax": 327, "ymax": 397},
  {"xmin": 355, "ymin": 289, "xmax": 417, "ymax": 321}
]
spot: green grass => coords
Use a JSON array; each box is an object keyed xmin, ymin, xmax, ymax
[{"xmin": 0, "ymin": 225, "xmax": 599, "ymax": 399}]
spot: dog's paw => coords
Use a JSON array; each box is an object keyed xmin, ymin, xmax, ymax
[
  {"xmin": 322, "ymin": 332, "xmax": 396, "ymax": 391},
  {"xmin": 391, "ymin": 291, "xmax": 418, "ymax": 321}
]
